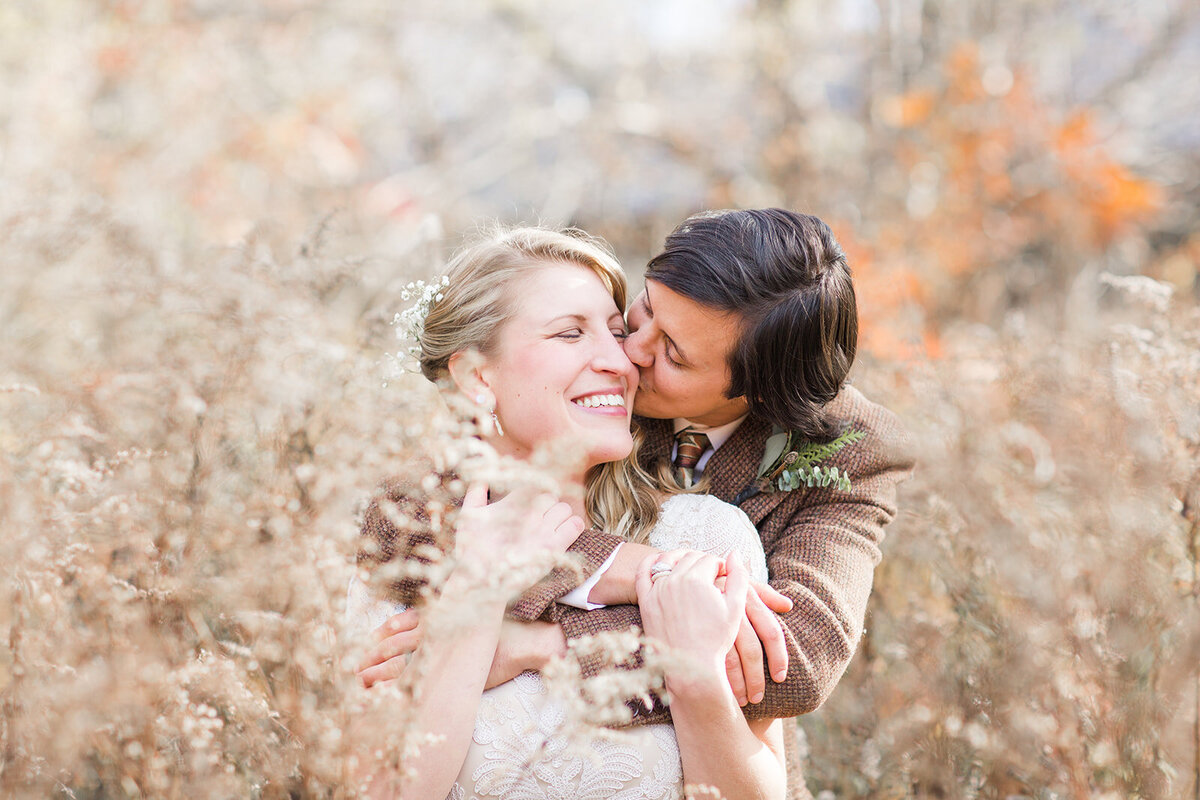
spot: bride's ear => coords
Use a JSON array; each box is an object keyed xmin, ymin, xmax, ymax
[{"xmin": 447, "ymin": 349, "xmax": 493, "ymax": 406}]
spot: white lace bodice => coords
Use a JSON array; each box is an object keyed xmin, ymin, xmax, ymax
[
  {"xmin": 648, "ymin": 494, "xmax": 769, "ymax": 583},
  {"xmin": 348, "ymin": 493, "xmax": 767, "ymax": 800}
]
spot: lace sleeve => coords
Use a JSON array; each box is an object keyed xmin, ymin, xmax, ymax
[{"xmin": 648, "ymin": 494, "xmax": 769, "ymax": 583}]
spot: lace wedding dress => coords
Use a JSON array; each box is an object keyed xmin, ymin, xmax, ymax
[{"xmin": 347, "ymin": 493, "xmax": 769, "ymax": 800}]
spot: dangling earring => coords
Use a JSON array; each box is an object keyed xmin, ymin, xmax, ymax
[{"xmin": 473, "ymin": 391, "xmax": 504, "ymax": 437}]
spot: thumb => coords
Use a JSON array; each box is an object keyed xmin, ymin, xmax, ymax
[{"xmin": 462, "ymin": 484, "xmax": 489, "ymax": 510}]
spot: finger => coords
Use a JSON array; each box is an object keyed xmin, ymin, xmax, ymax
[
  {"xmin": 723, "ymin": 553, "xmax": 750, "ymax": 615},
  {"xmin": 640, "ymin": 549, "xmax": 687, "ymax": 590},
  {"xmin": 535, "ymin": 501, "xmax": 583, "ymax": 550},
  {"xmin": 735, "ymin": 615, "xmax": 766, "ymax": 704},
  {"xmin": 549, "ymin": 513, "xmax": 586, "ymax": 550},
  {"xmin": 462, "ymin": 484, "xmax": 489, "ymax": 510},
  {"xmin": 490, "ymin": 488, "xmax": 550, "ymax": 525},
  {"xmin": 668, "ymin": 550, "xmax": 723, "ymax": 585},
  {"xmin": 526, "ymin": 492, "xmax": 558, "ymax": 518},
  {"xmin": 371, "ymin": 609, "xmax": 420, "ymax": 643},
  {"xmin": 655, "ymin": 548, "xmax": 693, "ymax": 567},
  {"xmin": 539, "ymin": 500, "xmax": 576, "ymax": 531},
  {"xmin": 745, "ymin": 584, "xmax": 789, "ymax": 683},
  {"xmin": 635, "ymin": 552, "xmax": 657, "ymax": 603},
  {"xmin": 725, "ymin": 645, "xmax": 749, "ymax": 706},
  {"xmin": 357, "ymin": 656, "xmax": 407, "ymax": 689},
  {"xmin": 358, "ymin": 629, "xmax": 421, "ymax": 673},
  {"xmin": 752, "ymin": 581, "xmax": 793, "ymax": 614}
]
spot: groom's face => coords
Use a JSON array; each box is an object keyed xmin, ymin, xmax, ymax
[{"xmin": 623, "ymin": 279, "xmax": 750, "ymax": 426}]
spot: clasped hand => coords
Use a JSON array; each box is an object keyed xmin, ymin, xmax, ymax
[{"xmin": 631, "ymin": 548, "xmax": 791, "ymax": 706}]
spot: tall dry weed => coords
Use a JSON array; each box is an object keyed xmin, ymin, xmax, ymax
[
  {"xmin": 0, "ymin": 194, "xmax": 440, "ymax": 797},
  {"xmin": 805, "ymin": 274, "xmax": 1200, "ymax": 798},
  {"xmin": 0, "ymin": 196, "xmax": 687, "ymax": 798}
]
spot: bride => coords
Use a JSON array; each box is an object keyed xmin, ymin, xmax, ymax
[{"xmin": 349, "ymin": 226, "xmax": 786, "ymax": 800}]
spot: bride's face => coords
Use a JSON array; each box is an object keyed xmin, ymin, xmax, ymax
[{"xmin": 479, "ymin": 261, "xmax": 637, "ymax": 470}]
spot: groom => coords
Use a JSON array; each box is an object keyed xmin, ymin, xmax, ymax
[{"xmin": 537, "ymin": 208, "xmax": 913, "ymax": 716}]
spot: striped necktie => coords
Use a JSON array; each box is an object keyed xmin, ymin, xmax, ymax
[{"xmin": 673, "ymin": 428, "xmax": 711, "ymax": 489}]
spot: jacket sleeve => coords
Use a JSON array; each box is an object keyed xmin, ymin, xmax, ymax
[
  {"xmin": 356, "ymin": 478, "xmax": 452, "ymax": 607},
  {"xmin": 556, "ymin": 401, "xmax": 913, "ymax": 723},
  {"xmin": 507, "ymin": 529, "xmax": 626, "ymax": 622},
  {"xmin": 358, "ymin": 478, "xmax": 622, "ymax": 621},
  {"xmin": 749, "ymin": 408, "xmax": 914, "ymax": 718}
]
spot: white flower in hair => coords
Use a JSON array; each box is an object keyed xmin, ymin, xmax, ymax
[{"xmin": 393, "ymin": 275, "xmax": 450, "ymax": 363}]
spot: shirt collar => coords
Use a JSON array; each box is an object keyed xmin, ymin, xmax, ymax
[{"xmin": 672, "ymin": 414, "xmax": 748, "ymax": 452}]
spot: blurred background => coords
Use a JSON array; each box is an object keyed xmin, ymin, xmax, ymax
[{"xmin": 2, "ymin": 1, "xmax": 1198, "ymax": 797}]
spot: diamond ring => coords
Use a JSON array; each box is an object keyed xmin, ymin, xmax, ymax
[{"xmin": 649, "ymin": 562, "xmax": 673, "ymax": 583}]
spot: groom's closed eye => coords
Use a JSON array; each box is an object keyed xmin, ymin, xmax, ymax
[{"xmin": 642, "ymin": 289, "xmax": 689, "ymax": 368}]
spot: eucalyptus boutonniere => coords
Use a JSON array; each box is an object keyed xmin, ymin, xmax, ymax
[{"xmin": 734, "ymin": 427, "xmax": 865, "ymax": 504}]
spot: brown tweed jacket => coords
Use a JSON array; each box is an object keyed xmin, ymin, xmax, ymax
[{"xmin": 504, "ymin": 384, "xmax": 914, "ymax": 724}]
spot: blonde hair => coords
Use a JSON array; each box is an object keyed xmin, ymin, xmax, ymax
[{"xmin": 417, "ymin": 225, "xmax": 664, "ymax": 543}]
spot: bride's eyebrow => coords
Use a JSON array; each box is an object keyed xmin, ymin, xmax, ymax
[{"xmin": 543, "ymin": 314, "xmax": 587, "ymax": 327}]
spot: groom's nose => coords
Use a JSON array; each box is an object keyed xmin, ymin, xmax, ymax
[{"xmin": 622, "ymin": 324, "xmax": 654, "ymax": 367}]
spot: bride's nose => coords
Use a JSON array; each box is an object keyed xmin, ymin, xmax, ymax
[{"xmin": 592, "ymin": 330, "xmax": 635, "ymax": 374}]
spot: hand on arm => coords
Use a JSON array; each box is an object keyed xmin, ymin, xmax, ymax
[
  {"xmin": 357, "ymin": 611, "xmax": 567, "ymax": 691},
  {"xmin": 635, "ymin": 551, "xmax": 786, "ymax": 800},
  {"xmin": 602, "ymin": 545, "xmax": 793, "ymax": 707}
]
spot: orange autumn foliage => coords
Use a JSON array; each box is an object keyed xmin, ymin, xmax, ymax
[{"xmin": 853, "ymin": 42, "xmax": 1164, "ymax": 362}]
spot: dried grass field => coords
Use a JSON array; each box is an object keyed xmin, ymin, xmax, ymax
[{"xmin": 2, "ymin": 1, "xmax": 1199, "ymax": 797}]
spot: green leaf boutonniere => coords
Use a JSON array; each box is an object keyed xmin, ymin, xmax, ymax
[{"xmin": 739, "ymin": 427, "xmax": 865, "ymax": 503}]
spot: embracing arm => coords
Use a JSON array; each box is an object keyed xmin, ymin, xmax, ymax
[
  {"xmin": 358, "ymin": 573, "xmax": 508, "ymax": 800},
  {"xmin": 747, "ymin": 403, "xmax": 915, "ymax": 718},
  {"xmin": 353, "ymin": 487, "xmax": 587, "ymax": 798},
  {"xmin": 552, "ymin": 401, "xmax": 913, "ymax": 721}
]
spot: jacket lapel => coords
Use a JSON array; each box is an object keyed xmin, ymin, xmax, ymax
[
  {"xmin": 707, "ymin": 416, "xmax": 790, "ymax": 525},
  {"xmin": 634, "ymin": 416, "xmax": 673, "ymax": 472},
  {"xmin": 706, "ymin": 416, "xmax": 768, "ymax": 501},
  {"xmin": 637, "ymin": 414, "xmax": 790, "ymax": 527}
]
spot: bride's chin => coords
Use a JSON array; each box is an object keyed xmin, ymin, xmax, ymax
[{"xmin": 585, "ymin": 441, "xmax": 634, "ymax": 468}]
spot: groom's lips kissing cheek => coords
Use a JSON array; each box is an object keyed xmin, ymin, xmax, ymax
[{"xmin": 623, "ymin": 280, "xmax": 749, "ymax": 427}]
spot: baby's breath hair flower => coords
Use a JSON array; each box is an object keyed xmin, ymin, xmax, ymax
[{"xmin": 393, "ymin": 275, "xmax": 450, "ymax": 364}]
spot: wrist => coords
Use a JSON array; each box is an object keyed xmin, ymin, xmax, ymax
[
  {"xmin": 523, "ymin": 623, "xmax": 567, "ymax": 671},
  {"xmin": 664, "ymin": 658, "xmax": 731, "ymax": 702},
  {"xmin": 502, "ymin": 621, "xmax": 567, "ymax": 674},
  {"xmin": 441, "ymin": 570, "xmax": 508, "ymax": 613},
  {"xmin": 588, "ymin": 543, "xmax": 658, "ymax": 606}
]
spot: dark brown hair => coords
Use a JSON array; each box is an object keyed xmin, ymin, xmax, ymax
[{"xmin": 645, "ymin": 208, "xmax": 857, "ymax": 441}]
